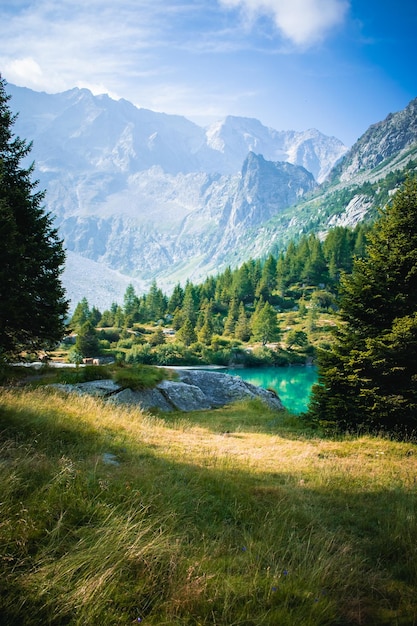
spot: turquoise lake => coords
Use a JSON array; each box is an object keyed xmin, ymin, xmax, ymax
[{"xmin": 222, "ymin": 366, "xmax": 318, "ymax": 414}]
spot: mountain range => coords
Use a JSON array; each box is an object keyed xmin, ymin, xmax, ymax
[{"xmin": 7, "ymin": 83, "xmax": 417, "ymax": 310}]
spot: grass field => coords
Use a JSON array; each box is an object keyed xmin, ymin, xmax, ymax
[{"xmin": 1, "ymin": 383, "xmax": 417, "ymax": 625}]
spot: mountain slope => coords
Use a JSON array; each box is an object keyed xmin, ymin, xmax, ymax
[
  {"xmin": 330, "ymin": 97, "xmax": 417, "ymax": 183},
  {"xmin": 8, "ymin": 83, "xmax": 340, "ymax": 304},
  {"xmin": 238, "ymin": 101, "xmax": 417, "ymax": 259},
  {"xmin": 7, "ymin": 83, "xmax": 416, "ymax": 309}
]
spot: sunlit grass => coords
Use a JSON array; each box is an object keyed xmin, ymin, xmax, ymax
[{"xmin": 1, "ymin": 387, "xmax": 417, "ymax": 624}]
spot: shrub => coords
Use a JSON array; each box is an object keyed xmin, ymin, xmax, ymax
[
  {"xmin": 125, "ymin": 343, "xmax": 155, "ymax": 365},
  {"xmin": 112, "ymin": 364, "xmax": 166, "ymax": 390}
]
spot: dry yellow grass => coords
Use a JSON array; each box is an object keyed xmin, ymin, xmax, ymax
[{"xmin": 1, "ymin": 387, "xmax": 417, "ymax": 624}]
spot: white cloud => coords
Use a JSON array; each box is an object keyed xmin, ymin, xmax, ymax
[
  {"xmin": 219, "ymin": 0, "xmax": 350, "ymax": 46},
  {"xmin": 0, "ymin": 0, "xmax": 351, "ymax": 129},
  {"xmin": 0, "ymin": 0, "xmax": 168, "ymax": 92},
  {"xmin": 2, "ymin": 57, "xmax": 45, "ymax": 90}
]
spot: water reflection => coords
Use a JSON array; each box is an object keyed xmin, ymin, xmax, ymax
[{"xmin": 223, "ymin": 366, "xmax": 317, "ymax": 414}]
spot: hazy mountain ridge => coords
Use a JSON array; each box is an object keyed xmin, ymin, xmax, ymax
[
  {"xmin": 8, "ymin": 83, "xmax": 334, "ymax": 304},
  {"xmin": 9, "ymin": 84, "xmax": 346, "ymax": 181},
  {"xmin": 7, "ymin": 83, "xmax": 417, "ymax": 308},
  {"xmin": 204, "ymin": 116, "xmax": 346, "ymax": 182}
]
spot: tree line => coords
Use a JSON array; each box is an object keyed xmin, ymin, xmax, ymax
[
  {"xmin": 70, "ymin": 223, "xmax": 370, "ymax": 341},
  {"xmin": 67, "ymin": 224, "xmax": 369, "ymax": 371}
]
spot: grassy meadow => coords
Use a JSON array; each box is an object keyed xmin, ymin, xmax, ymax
[{"xmin": 1, "ymin": 380, "xmax": 417, "ymax": 625}]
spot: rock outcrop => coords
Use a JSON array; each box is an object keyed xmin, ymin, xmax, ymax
[{"xmin": 54, "ymin": 369, "xmax": 283, "ymax": 412}]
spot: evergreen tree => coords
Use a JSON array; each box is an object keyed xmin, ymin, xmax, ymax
[
  {"xmin": 182, "ymin": 282, "xmax": 198, "ymax": 325},
  {"xmin": 69, "ymin": 297, "xmax": 90, "ymax": 331},
  {"xmin": 309, "ymin": 178, "xmax": 417, "ymax": 433},
  {"xmin": 286, "ymin": 329, "xmax": 308, "ymax": 350},
  {"xmin": 277, "ymin": 240, "xmax": 301, "ymax": 291},
  {"xmin": 323, "ymin": 227, "xmax": 353, "ymax": 282},
  {"xmin": 0, "ymin": 77, "xmax": 68, "ymax": 359},
  {"xmin": 172, "ymin": 308, "xmax": 184, "ymax": 331},
  {"xmin": 256, "ymin": 254, "xmax": 277, "ymax": 300},
  {"xmin": 176, "ymin": 318, "xmax": 197, "ymax": 346},
  {"xmin": 146, "ymin": 280, "xmax": 167, "ymax": 321},
  {"xmin": 123, "ymin": 284, "xmax": 140, "ymax": 325},
  {"xmin": 215, "ymin": 266, "xmax": 233, "ymax": 303},
  {"xmin": 90, "ymin": 306, "xmax": 102, "ymax": 326},
  {"xmin": 302, "ymin": 235, "xmax": 328, "ymax": 285},
  {"xmin": 113, "ymin": 305, "xmax": 125, "ymax": 328},
  {"xmin": 75, "ymin": 320, "xmax": 100, "ymax": 357},
  {"xmin": 168, "ymin": 283, "xmax": 184, "ymax": 313},
  {"xmin": 232, "ymin": 262, "xmax": 255, "ymax": 303},
  {"xmin": 199, "ymin": 275, "xmax": 217, "ymax": 302},
  {"xmin": 251, "ymin": 299, "xmax": 280, "ymax": 345},
  {"xmin": 98, "ymin": 308, "xmax": 114, "ymax": 327},
  {"xmin": 352, "ymin": 223, "xmax": 370, "ymax": 259},
  {"xmin": 224, "ymin": 297, "xmax": 239, "ymax": 336},
  {"xmin": 197, "ymin": 300, "xmax": 214, "ymax": 345},
  {"xmin": 234, "ymin": 302, "xmax": 251, "ymax": 342}
]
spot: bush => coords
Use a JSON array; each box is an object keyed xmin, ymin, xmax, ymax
[
  {"xmin": 55, "ymin": 365, "xmax": 111, "ymax": 385},
  {"xmin": 98, "ymin": 329, "xmax": 120, "ymax": 343},
  {"xmin": 153, "ymin": 343, "xmax": 188, "ymax": 365},
  {"xmin": 112, "ymin": 365, "xmax": 166, "ymax": 390},
  {"xmin": 243, "ymin": 347, "xmax": 276, "ymax": 366},
  {"xmin": 125, "ymin": 343, "xmax": 155, "ymax": 365}
]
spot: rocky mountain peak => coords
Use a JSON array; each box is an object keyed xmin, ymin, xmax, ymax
[{"xmin": 331, "ymin": 97, "xmax": 417, "ymax": 183}]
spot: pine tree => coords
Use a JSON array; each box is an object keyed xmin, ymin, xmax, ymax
[
  {"xmin": 176, "ymin": 318, "xmax": 197, "ymax": 346},
  {"xmin": 182, "ymin": 281, "xmax": 198, "ymax": 324},
  {"xmin": 123, "ymin": 284, "xmax": 140, "ymax": 325},
  {"xmin": 197, "ymin": 300, "xmax": 214, "ymax": 345},
  {"xmin": 251, "ymin": 299, "xmax": 280, "ymax": 345},
  {"xmin": 69, "ymin": 297, "xmax": 90, "ymax": 331},
  {"xmin": 302, "ymin": 235, "xmax": 328, "ymax": 286},
  {"xmin": 309, "ymin": 177, "xmax": 417, "ymax": 434},
  {"xmin": 0, "ymin": 77, "xmax": 68, "ymax": 359},
  {"xmin": 256, "ymin": 254, "xmax": 277, "ymax": 300},
  {"xmin": 146, "ymin": 280, "xmax": 167, "ymax": 321},
  {"xmin": 168, "ymin": 283, "xmax": 184, "ymax": 313},
  {"xmin": 75, "ymin": 320, "xmax": 100, "ymax": 357},
  {"xmin": 232, "ymin": 262, "xmax": 255, "ymax": 302},
  {"xmin": 234, "ymin": 302, "xmax": 251, "ymax": 342},
  {"xmin": 224, "ymin": 298, "xmax": 239, "ymax": 336}
]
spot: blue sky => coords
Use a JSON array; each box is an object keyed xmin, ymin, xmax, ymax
[{"xmin": 1, "ymin": 0, "xmax": 416, "ymax": 145}]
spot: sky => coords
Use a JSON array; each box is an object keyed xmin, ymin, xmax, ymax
[{"xmin": 1, "ymin": 0, "xmax": 416, "ymax": 146}]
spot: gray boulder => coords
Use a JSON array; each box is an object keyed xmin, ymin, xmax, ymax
[
  {"xmin": 53, "ymin": 368, "xmax": 283, "ymax": 412},
  {"xmin": 173, "ymin": 369, "xmax": 283, "ymax": 410}
]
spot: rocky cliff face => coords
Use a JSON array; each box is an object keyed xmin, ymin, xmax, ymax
[
  {"xmin": 205, "ymin": 116, "xmax": 347, "ymax": 182},
  {"xmin": 330, "ymin": 97, "xmax": 417, "ymax": 183},
  {"xmin": 56, "ymin": 153, "xmax": 315, "ymax": 282}
]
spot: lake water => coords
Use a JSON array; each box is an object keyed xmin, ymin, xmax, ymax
[{"xmin": 222, "ymin": 366, "xmax": 318, "ymax": 414}]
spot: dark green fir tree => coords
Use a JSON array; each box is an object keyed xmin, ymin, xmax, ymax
[
  {"xmin": 0, "ymin": 77, "xmax": 68, "ymax": 360},
  {"xmin": 308, "ymin": 177, "xmax": 417, "ymax": 434}
]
